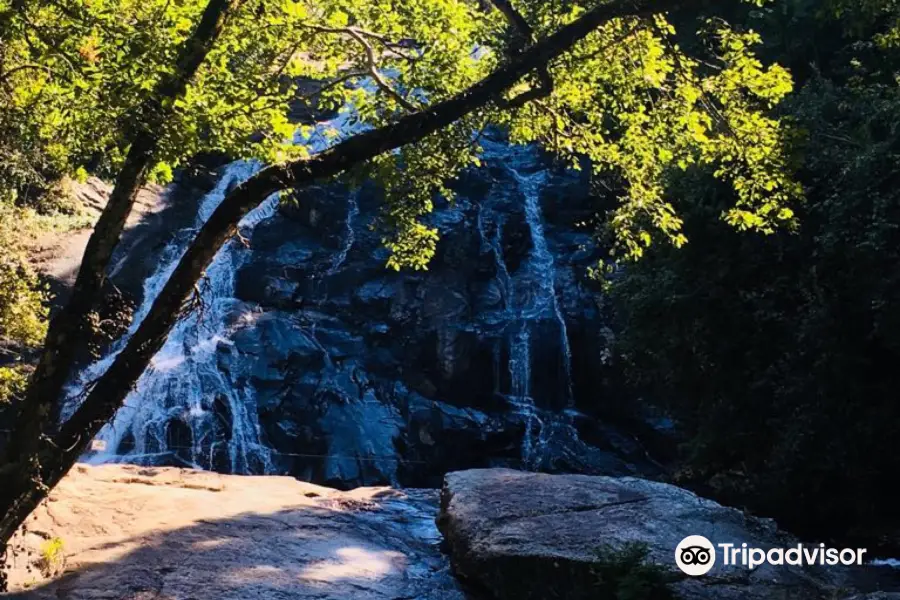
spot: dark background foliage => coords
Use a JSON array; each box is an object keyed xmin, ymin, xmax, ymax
[{"xmin": 610, "ymin": 0, "xmax": 900, "ymax": 550}]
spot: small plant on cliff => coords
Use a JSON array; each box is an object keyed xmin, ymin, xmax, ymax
[
  {"xmin": 37, "ymin": 537, "xmax": 65, "ymax": 577},
  {"xmin": 591, "ymin": 543, "xmax": 675, "ymax": 600},
  {"xmin": 0, "ymin": 367, "xmax": 28, "ymax": 405}
]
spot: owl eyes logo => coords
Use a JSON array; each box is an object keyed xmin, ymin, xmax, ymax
[
  {"xmin": 680, "ymin": 546, "xmax": 712, "ymax": 565},
  {"xmin": 675, "ymin": 535, "xmax": 716, "ymax": 575}
]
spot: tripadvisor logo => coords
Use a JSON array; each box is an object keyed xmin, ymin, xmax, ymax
[
  {"xmin": 674, "ymin": 535, "xmax": 868, "ymax": 576},
  {"xmin": 675, "ymin": 535, "xmax": 716, "ymax": 576}
]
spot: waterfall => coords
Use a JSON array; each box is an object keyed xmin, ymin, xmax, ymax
[
  {"xmin": 71, "ymin": 108, "xmax": 364, "ymax": 472},
  {"xmin": 78, "ymin": 161, "xmax": 275, "ymax": 472},
  {"xmin": 63, "ymin": 160, "xmax": 262, "ymax": 419},
  {"xmin": 474, "ymin": 141, "xmax": 576, "ymax": 469},
  {"xmin": 327, "ymin": 190, "xmax": 360, "ymax": 275},
  {"xmin": 507, "ymin": 326, "xmax": 541, "ymax": 463},
  {"xmin": 515, "ymin": 164, "xmax": 575, "ymax": 408},
  {"xmin": 66, "ymin": 106, "xmax": 595, "ymax": 479}
]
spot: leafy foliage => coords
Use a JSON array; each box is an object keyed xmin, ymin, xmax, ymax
[
  {"xmin": 0, "ymin": 257, "xmax": 46, "ymax": 350},
  {"xmin": 1, "ymin": 0, "xmax": 800, "ymax": 270},
  {"xmin": 0, "ymin": 0, "xmax": 804, "ymax": 416},
  {"xmin": 0, "ymin": 197, "xmax": 59, "ymax": 404},
  {"xmin": 0, "ymin": 213, "xmax": 51, "ymax": 404},
  {"xmin": 0, "ymin": 366, "xmax": 29, "ymax": 406},
  {"xmin": 611, "ymin": 0, "xmax": 900, "ymax": 544},
  {"xmin": 0, "ymin": 175, "xmax": 90, "ymax": 404},
  {"xmin": 37, "ymin": 536, "xmax": 65, "ymax": 577},
  {"xmin": 500, "ymin": 8, "xmax": 798, "ymax": 260}
]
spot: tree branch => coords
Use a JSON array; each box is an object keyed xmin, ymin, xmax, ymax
[
  {"xmin": 0, "ymin": 0, "xmax": 243, "ymax": 549},
  {"xmin": 300, "ymin": 23, "xmax": 421, "ymax": 111},
  {"xmin": 485, "ymin": 0, "xmax": 554, "ymax": 109},
  {"xmin": 300, "ymin": 22, "xmax": 399, "ymax": 44},
  {"xmin": 0, "ymin": 63, "xmax": 58, "ymax": 84},
  {"xmin": 486, "ymin": 0, "xmax": 535, "ymax": 41},
  {"xmin": 346, "ymin": 27, "xmax": 419, "ymax": 112}
]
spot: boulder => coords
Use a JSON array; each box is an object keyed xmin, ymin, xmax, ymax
[{"xmin": 437, "ymin": 469, "xmax": 877, "ymax": 600}]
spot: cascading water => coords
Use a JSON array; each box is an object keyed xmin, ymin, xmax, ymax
[
  {"xmin": 508, "ymin": 327, "xmax": 537, "ymax": 461},
  {"xmin": 73, "ymin": 161, "xmax": 277, "ymax": 472},
  {"xmin": 474, "ymin": 141, "xmax": 577, "ymax": 469},
  {"xmin": 327, "ymin": 190, "xmax": 360, "ymax": 276},
  {"xmin": 70, "ymin": 109, "xmax": 363, "ymax": 473},
  {"xmin": 516, "ymin": 165, "xmax": 575, "ymax": 407},
  {"xmin": 65, "ymin": 99, "xmax": 609, "ymax": 482}
]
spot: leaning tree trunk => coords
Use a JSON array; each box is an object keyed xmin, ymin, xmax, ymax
[
  {"xmin": 0, "ymin": 0, "xmax": 238, "ymax": 587},
  {"xmin": 5, "ymin": 0, "xmax": 239, "ymax": 445},
  {"xmin": 0, "ymin": 0, "xmax": 695, "ymax": 585}
]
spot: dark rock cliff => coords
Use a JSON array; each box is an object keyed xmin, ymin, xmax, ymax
[{"xmin": 69, "ymin": 130, "xmax": 666, "ymax": 489}]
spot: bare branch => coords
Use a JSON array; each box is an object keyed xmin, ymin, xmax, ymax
[
  {"xmin": 346, "ymin": 27, "xmax": 419, "ymax": 112},
  {"xmin": 300, "ymin": 22, "xmax": 395, "ymax": 43},
  {"xmin": 299, "ymin": 23, "xmax": 420, "ymax": 112},
  {"xmin": 486, "ymin": 0, "xmax": 534, "ymax": 42}
]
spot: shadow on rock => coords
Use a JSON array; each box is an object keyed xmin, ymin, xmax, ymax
[{"xmin": 2, "ymin": 465, "xmax": 474, "ymax": 600}]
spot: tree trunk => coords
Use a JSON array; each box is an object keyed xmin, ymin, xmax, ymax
[
  {"xmin": 0, "ymin": 0, "xmax": 238, "ymax": 588},
  {"xmin": 0, "ymin": 0, "xmax": 695, "ymax": 586}
]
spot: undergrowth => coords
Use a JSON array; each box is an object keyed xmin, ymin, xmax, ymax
[{"xmin": 591, "ymin": 543, "xmax": 676, "ymax": 600}]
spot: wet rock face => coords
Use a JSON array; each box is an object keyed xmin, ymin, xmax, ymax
[
  {"xmin": 224, "ymin": 135, "xmax": 644, "ymax": 487},
  {"xmin": 83, "ymin": 130, "xmax": 663, "ymax": 489},
  {"xmin": 107, "ymin": 160, "xmax": 230, "ymax": 307}
]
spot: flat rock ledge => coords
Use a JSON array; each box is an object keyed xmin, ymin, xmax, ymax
[
  {"xmin": 2, "ymin": 464, "xmax": 464, "ymax": 599},
  {"xmin": 437, "ymin": 469, "xmax": 897, "ymax": 600}
]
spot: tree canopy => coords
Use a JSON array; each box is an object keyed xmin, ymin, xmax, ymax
[
  {"xmin": 2, "ymin": 0, "xmax": 799, "ymax": 268},
  {"xmin": 0, "ymin": 0, "xmax": 805, "ymax": 582}
]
